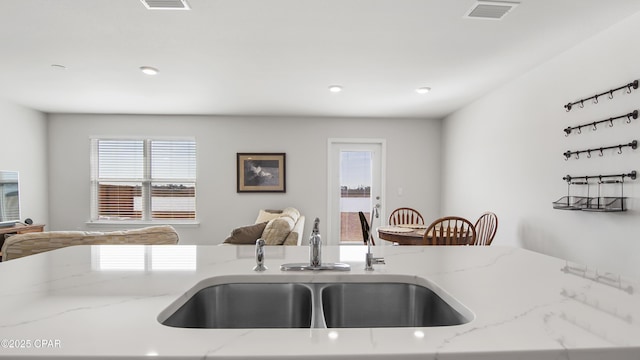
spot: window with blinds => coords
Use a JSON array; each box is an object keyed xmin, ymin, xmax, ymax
[{"xmin": 90, "ymin": 138, "xmax": 196, "ymax": 222}]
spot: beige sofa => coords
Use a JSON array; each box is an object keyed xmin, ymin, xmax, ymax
[
  {"xmin": 1, "ymin": 225, "xmax": 179, "ymax": 261},
  {"xmin": 223, "ymin": 207, "xmax": 305, "ymax": 246}
]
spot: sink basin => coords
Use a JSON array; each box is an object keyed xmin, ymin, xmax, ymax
[
  {"xmin": 162, "ymin": 283, "xmax": 312, "ymax": 328},
  {"xmin": 321, "ymin": 282, "xmax": 468, "ymax": 328},
  {"xmin": 160, "ymin": 278, "xmax": 471, "ymax": 329}
]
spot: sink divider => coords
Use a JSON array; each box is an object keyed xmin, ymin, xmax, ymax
[{"xmin": 309, "ymin": 284, "xmax": 328, "ymax": 329}]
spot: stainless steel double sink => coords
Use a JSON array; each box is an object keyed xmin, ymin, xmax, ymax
[{"xmin": 160, "ymin": 278, "xmax": 472, "ymax": 329}]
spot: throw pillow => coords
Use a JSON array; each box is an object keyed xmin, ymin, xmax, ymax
[
  {"xmin": 262, "ymin": 217, "xmax": 295, "ymax": 245},
  {"xmin": 279, "ymin": 207, "xmax": 300, "ymax": 223},
  {"xmin": 223, "ymin": 222, "xmax": 268, "ymax": 245},
  {"xmin": 255, "ymin": 209, "xmax": 283, "ymax": 224}
]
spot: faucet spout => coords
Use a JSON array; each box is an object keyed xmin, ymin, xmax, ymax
[{"xmin": 309, "ymin": 217, "xmax": 322, "ymax": 267}]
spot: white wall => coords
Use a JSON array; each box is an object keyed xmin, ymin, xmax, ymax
[
  {"xmin": 0, "ymin": 100, "xmax": 48, "ymax": 226},
  {"xmin": 442, "ymin": 12, "xmax": 640, "ymax": 278},
  {"xmin": 47, "ymin": 114, "xmax": 441, "ymax": 244}
]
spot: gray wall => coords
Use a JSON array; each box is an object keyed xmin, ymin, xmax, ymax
[
  {"xmin": 442, "ymin": 12, "xmax": 640, "ymax": 278},
  {"xmin": 46, "ymin": 114, "xmax": 442, "ymax": 244},
  {"xmin": 0, "ymin": 99, "xmax": 49, "ymax": 227}
]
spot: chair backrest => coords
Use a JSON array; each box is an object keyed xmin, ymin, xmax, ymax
[
  {"xmin": 388, "ymin": 207, "xmax": 424, "ymax": 226},
  {"xmin": 423, "ymin": 216, "xmax": 476, "ymax": 245},
  {"xmin": 474, "ymin": 212, "xmax": 498, "ymax": 245},
  {"xmin": 358, "ymin": 211, "xmax": 375, "ymax": 245}
]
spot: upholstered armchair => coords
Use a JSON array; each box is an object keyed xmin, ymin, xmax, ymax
[{"xmin": 223, "ymin": 207, "xmax": 305, "ymax": 246}]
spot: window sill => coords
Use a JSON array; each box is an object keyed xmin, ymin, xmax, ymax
[{"xmin": 85, "ymin": 220, "xmax": 200, "ymax": 228}]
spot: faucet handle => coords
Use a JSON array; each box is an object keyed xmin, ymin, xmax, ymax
[{"xmin": 365, "ymin": 252, "xmax": 385, "ymax": 271}]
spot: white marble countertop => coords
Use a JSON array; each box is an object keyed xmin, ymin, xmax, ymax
[{"xmin": 0, "ymin": 244, "xmax": 639, "ymax": 359}]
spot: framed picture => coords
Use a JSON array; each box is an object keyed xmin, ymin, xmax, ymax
[{"xmin": 237, "ymin": 153, "xmax": 286, "ymax": 192}]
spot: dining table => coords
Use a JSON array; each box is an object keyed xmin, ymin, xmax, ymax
[
  {"xmin": 377, "ymin": 224, "xmax": 474, "ymax": 245},
  {"xmin": 377, "ymin": 225, "xmax": 426, "ymax": 245}
]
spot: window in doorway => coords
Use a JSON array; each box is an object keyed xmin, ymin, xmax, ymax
[
  {"xmin": 90, "ymin": 138, "xmax": 197, "ymax": 222},
  {"xmin": 340, "ymin": 151, "xmax": 372, "ymax": 243}
]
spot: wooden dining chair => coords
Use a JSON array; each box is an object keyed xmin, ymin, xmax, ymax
[
  {"xmin": 358, "ymin": 211, "xmax": 375, "ymax": 245},
  {"xmin": 423, "ymin": 216, "xmax": 476, "ymax": 245},
  {"xmin": 473, "ymin": 212, "xmax": 498, "ymax": 246},
  {"xmin": 388, "ymin": 207, "xmax": 424, "ymax": 226}
]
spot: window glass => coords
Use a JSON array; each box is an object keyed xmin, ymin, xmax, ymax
[{"xmin": 91, "ymin": 138, "xmax": 196, "ymax": 222}]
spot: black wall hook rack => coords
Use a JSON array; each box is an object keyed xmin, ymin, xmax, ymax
[
  {"xmin": 563, "ymin": 140, "xmax": 637, "ymax": 160},
  {"xmin": 554, "ymin": 171, "xmax": 635, "ymax": 211},
  {"xmin": 564, "ymin": 80, "xmax": 638, "ymax": 112},
  {"xmin": 564, "ymin": 110, "xmax": 638, "ymax": 136},
  {"xmin": 563, "ymin": 170, "xmax": 637, "ymax": 183}
]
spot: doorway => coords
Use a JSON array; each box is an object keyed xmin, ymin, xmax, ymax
[{"xmin": 327, "ymin": 139, "xmax": 386, "ymax": 245}]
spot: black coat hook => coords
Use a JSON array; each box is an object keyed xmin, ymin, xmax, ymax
[
  {"xmin": 564, "ymin": 80, "xmax": 638, "ymax": 111},
  {"xmin": 563, "ymin": 110, "xmax": 637, "ymax": 136}
]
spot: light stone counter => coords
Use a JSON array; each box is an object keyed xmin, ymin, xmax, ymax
[{"xmin": 0, "ymin": 245, "xmax": 639, "ymax": 359}]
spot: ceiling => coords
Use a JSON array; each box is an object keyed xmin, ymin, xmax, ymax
[{"xmin": 2, "ymin": 0, "xmax": 640, "ymax": 119}]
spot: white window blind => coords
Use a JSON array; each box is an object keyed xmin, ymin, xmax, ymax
[{"xmin": 91, "ymin": 138, "xmax": 196, "ymax": 222}]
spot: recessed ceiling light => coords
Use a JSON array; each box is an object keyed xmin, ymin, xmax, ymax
[
  {"xmin": 50, "ymin": 64, "xmax": 67, "ymax": 70},
  {"xmin": 140, "ymin": 66, "xmax": 159, "ymax": 75},
  {"xmin": 328, "ymin": 85, "xmax": 343, "ymax": 93},
  {"xmin": 416, "ymin": 87, "xmax": 431, "ymax": 94}
]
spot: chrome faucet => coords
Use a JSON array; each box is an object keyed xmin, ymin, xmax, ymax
[
  {"xmin": 365, "ymin": 209, "xmax": 385, "ymax": 271},
  {"xmin": 309, "ymin": 218, "xmax": 322, "ymax": 267},
  {"xmin": 280, "ymin": 217, "xmax": 350, "ymax": 271},
  {"xmin": 253, "ymin": 238, "xmax": 267, "ymax": 271}
]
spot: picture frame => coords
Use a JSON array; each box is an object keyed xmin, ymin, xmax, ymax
[{"xmin": 237, "ymin": 153, "xmax": 286, "ymax": 193}]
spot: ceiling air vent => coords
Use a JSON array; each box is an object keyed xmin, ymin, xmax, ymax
[
  {"xmin": 464, "ymin": 1, "xmax": 519, "ymax": 20},
  {"xmin": 140, "ymin": 0, "xmax": 190, "ymax": 10}
]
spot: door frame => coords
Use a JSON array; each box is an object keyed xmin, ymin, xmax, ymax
[{"xmin": 327, "ymin": 138, "xmax": 387, "ymax": 245}]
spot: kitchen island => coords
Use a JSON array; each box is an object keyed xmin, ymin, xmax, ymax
[{"xmin": 0, "ymin": 244, "xmax": 638, "ymax": 359}]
